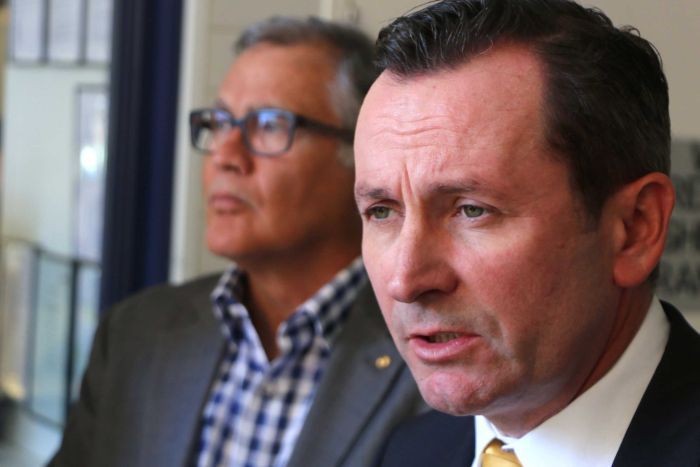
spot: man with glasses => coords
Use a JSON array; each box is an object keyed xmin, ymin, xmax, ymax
[{"xmin": 50, "ymin": 17, "xmax": 423, "ymax": 467}]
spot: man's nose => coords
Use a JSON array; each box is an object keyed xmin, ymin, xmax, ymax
[
  {"xmin": 209, "ymin": 127, "xmax": 253, "ymax": 174},
  {"xmin": 386, "ymin": 220, "xmax": 457, "ymax": 303}
]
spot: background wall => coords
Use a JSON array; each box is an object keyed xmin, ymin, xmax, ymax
[
  {"xmin": 0, "ymin": 7, "xmax": 110, "ymax": 461},
  {"xmin": 1, "ymin": 67, "xmax": 108, "ymax": 254}
]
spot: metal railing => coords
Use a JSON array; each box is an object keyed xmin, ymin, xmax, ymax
[{"xmin": 0, "ymin": 237, "xmax": 101, "ymax": 426}]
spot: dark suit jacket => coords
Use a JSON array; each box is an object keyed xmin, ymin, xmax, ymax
[
  {"xmin": 378, "ymin": 303, "xmax": 700, "ymax": 467},
  {"xmin": 49, "ymin": 275, "xmax": 425, "ymax": 467}
]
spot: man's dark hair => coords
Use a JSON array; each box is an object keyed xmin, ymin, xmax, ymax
[
  {"xmin": 376, "ymin": 0, "xmax": 670, "ymax": 220},
  {"xmin": 237, "ymin": 16, "xmax": 377, "ymax": 157}
]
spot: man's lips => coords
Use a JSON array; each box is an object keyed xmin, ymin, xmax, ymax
[
  {"xmin": 207, "ymin": 177, "xmax": 252, "ymax": 212},
  {"xmin": 407, "ymin": 330, "xmax": 480, "ymax": 363},
  {"xmin": 208, "ymin": 193, "xmax": 250, "ymax": 212},
  {"xmin": 421, "ymin": 332, "xmax": 463, "ymax": 343}
]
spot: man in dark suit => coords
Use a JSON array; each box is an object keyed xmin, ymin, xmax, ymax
[
  {"xmin": 353, "ymin": 0, "xmax": 700, "ymax": 465},
  {"xmin": 49, "ymin": 17, "xmax": 424, "ymax": 467}
]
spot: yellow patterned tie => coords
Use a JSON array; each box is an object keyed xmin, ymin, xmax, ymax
[{"xmin": 481, "ymin": 438, "xmax": 523, "ymax": 467}]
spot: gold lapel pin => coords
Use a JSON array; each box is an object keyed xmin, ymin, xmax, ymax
[{"xmin": 375, "ymin": 355, "xmax": 392, "ymax": 369}]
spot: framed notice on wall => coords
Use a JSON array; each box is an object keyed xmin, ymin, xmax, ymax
[
  {"xmin": 47, "ymin": 0, "xmax": 86, "ymax": 63},
  {"xmin": 9, "ymin": 0, "xmax": 47, "ymax": 63},
  {"xmin": 657, "ymin": 140, "xmax": 700, "ymax": 312}
]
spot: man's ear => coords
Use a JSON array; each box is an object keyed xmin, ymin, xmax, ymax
[{"xmin": 610, "ymin": 172, "xmax": 675, "ymax": 288}]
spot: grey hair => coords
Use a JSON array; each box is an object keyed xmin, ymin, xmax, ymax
[{"xmin": 236, "ymin": 16, "xmax": 377, "ymax": 166}]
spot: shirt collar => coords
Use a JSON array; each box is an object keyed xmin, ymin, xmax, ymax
[
  {"xmin": 474, "ymin": 297, "xmax": 669, "ymax": 467},
  {"xmin": 288, "ymin": 256, "xmax": 367, "ymax": 343},
  {"xmin": 211, "ymin": 257, "xmax": 367, "ymax": 346}
]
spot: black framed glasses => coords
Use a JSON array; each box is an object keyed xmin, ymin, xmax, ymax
[{"xmin": 189, "ymin": 107, "xmax": 354, "ymax": 156}]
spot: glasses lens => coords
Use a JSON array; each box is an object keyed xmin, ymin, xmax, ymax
[
  {"xmin": 245, "ymin": 110, "xmax": 294, "ymax": 155},
  {"xmin": 190, "ymin": 109, "xmax": 224, "ymax": 152}
]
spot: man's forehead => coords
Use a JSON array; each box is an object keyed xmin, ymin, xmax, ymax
[
  {"xmin": 218, "ymin": 42, "xmax": 339, "ymax": 120},
  {"xmin": 363, "ymin": 44, "xmax": 543, "ymax": 116},
  {"xmin": 355, "ymin": 45, "xmax": 553, "ymax": 205},
  {"xmin": 223, "ymin": 43, "xmax": 336, "ymax": 90},
  {"xmin": 235, "ymin": 41, "xmax": 337, "ymax": 65},
  {"xmin": 358, "ymin": 45, "xmax": 546, "ymax": 146}
]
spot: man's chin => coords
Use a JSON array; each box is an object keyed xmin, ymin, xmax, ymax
[
  {"xmin": 206, "ymin": 237, "xmax": 247, "ymax": 261},
  {"xmin": 416, "ymin": 370, "xmax": 494, "ymax": 416}
]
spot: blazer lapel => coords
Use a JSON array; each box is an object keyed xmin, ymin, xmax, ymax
[
  {"xmin": 381, "ymin": 411, "xmax": 475, "ymax": 467},
  {"xmin": 613, "ymin": 303, "xmax": 700, "ymax": 466},
  {"xmin": 139, "ymin": 276, "xmax": 225, "ymax": 466},
  {"xmin": 288, "ymin": 285, "xmax": 405, "ymax": 467}
]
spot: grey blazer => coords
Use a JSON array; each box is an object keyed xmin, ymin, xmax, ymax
[{"xmin": 48, "ymin": 274, "xmax": 425, "ymax": 467}]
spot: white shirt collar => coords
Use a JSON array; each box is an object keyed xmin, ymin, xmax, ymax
[{"xmin": 473, "ymin": 298, "xmax": 669, "ymax": 467}]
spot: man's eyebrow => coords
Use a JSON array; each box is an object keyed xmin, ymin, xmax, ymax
[
  {"xmin": 354, "ymin": 184, "xmax": 392, "ymax": 201},
  {"xmin": 355, "ymin": 181, "xmax": 489, "ymax": 197},
  {"xmin": 430, "ymin": 181, "xmax": 481, "ymax": 195}
]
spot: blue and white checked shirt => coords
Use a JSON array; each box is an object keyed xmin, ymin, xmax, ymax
[{"xmin": 193, "ymin": 257, "xmax": 367, "ymax": 467}]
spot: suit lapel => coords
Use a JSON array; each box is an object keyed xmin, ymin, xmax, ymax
[
  {"xmin": 430, "ymin": 413, "xmax": 475, "ymax": 467},
  {"xmin": 378, "ymin": 411, "xmax": 475, "ymax": 467},
  {"xmin": 288, "ymin": 285, "xmax": 405, "ymax": 467},
  {"xmin": 139, "ymin": 276, "xmax": 225, "ymax": 466},
  {"xmin": 613, "ymin": 303, "xmax": 700, "ymax": 466}
]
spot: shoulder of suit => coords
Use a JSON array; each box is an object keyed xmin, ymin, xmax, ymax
[{"xmin": 101, "ymin": 272, "xmax": 222, "ymax": 332}]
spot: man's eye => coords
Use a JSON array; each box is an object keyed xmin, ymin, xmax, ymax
[
  {"xmin": 367, "ymin": 206, "xmax": 392, "ymax": 220},
  {"xmin": 256, "ymin": 115, "xmax": 288, "ymax": 133},
  {"xmin": 461, "ymin": 205, "xmax": 485, "ymax": 218},
  {"xmin": 211, "ymin": 117, "xmax": 228, "ymax": 130},
  {"xmin": 259, "ymin": 120, "xmax": 282, "ymax": 132}
]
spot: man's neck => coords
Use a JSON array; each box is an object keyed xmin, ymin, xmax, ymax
[
  {"xmin": 575, "ymin": 287, "xmax": 653, "ymax": 396},
  {"xmin": 237, "ymin": 244, "xmax": 360, "ymax": 359}
]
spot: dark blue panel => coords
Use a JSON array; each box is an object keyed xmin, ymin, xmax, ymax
[{"xmin": 99, "ymin": 0, "xmax": 184, "ymax": 311}]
